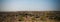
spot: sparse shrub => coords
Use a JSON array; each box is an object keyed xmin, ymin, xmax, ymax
[
  {"xmin": 32, "ymin": 17, "xmax": 36, "ymax": 20},
  {"xmin": 54, "ymin": 16, "xmax": 60, "ymax": 20},
  {"xmin": 35, "ymin": 15, "xmax": 40, "ymax": 18},
  {"xmin": 40, "ymin": 16, "xmax": 46, "ymax": 21},
  {"xmin": 19, "ymin": 15, "xmax": 24, "ymax": 21}
]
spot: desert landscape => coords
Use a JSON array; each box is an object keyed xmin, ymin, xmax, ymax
[{"xmin": 0, "ymin": 11, "xmax": 60, "ymax": 22}]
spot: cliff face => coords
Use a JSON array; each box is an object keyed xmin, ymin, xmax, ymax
[{"xmin": 0, "ymin": 11, "xmax": 60, "ymax": 22}]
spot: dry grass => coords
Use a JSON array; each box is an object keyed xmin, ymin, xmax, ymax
[{"xmin": 0, "ymin": 11, "xmax": 60, "ymax": 22}]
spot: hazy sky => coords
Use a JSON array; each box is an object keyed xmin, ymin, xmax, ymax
[{"xmin": 0, "ymin": 0, "xmax": 59, "ymax": 11}]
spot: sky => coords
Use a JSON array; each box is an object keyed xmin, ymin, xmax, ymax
[{"xmin": 0, "ymin": 0, "xmax": 59, "ymax": 11}]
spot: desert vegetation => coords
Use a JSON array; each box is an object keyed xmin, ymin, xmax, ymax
[{"xmin": 0, "ymin": 11, "xmax": 60, "ymax": 22}]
